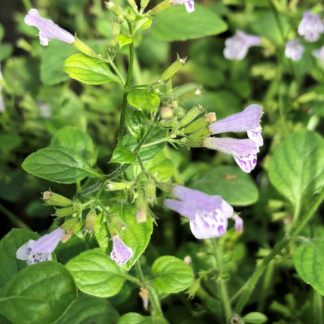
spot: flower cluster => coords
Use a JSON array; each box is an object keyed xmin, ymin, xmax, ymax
[
  {"xmin": 284, "ymin": 12, "xmax": 324, "ymax": 62},
  {"xmin": 165, "ymin": 186, "xmax": 243, "ymax": 239},
  {"xmin": 204, "ymin": 104, "xmax": 263, "ymax": 173},
  {"xmin": 224, "ymin": 31, "xmax": 261, "ymax": 60}
]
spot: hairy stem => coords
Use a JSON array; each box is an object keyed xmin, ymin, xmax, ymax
[
  {"xmin": 234, "ymin": 190, "xmax": 324, "ymax": 314},
  {"xmin": 117, "ymin": 21, "xmax": 134, "ymax": 143}
]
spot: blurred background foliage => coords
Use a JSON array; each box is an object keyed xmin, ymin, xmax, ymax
[{"xmin": 0, "ymin": 0, "xmax": 323, "ymax": 323}]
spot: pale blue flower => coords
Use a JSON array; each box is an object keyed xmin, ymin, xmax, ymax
[
  {"xmin": 164, "ymin": 186, "xmax": 242, "ymax": 239},
  {"xmin": 16, "ymin": 228, "xmax": 64, "ymax": 265},
  {"xmin": 24, "ymin": 9, "xmax": 75, "ymax": 46},
  {"xmin": 110, "ymin": 236, "xmax": 133, "ymax": 265},
  {"xmin": 312, "ymin": 46, "xmax": 324, "ymax": 60},
  {"xmin": 285, "ymin": 40, "xmax": 304, "ymax": 61},
  {"xmin": 298, "ymin": 12, "xmax": 324, "ymax": 42},
  {"xmin": 224, "ymin": 31, "xmax": 261, "ymax": 60}
]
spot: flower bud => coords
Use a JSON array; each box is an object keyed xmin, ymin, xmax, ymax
[
  {"xmin": 106, "ymin": 181, "xmax": 132, "ymax": 191},
  {"xmin": 144, "ymin": 178, "xmax": 156, "ymax": 205},
  {"xmin": 55, "ymin": 203, "xmax": 81, "ymax": 218},
  {"xmin": 84, "ymin": 209, "xmax": 97, "ymax": 234},
  {"xmin": 127, "ymin": 0, "xmax": 138, "ymax": 12},
  {"xmin": 136, "ymin": 209, "xmax": 147, "ymax": 223},
  {"xmin": 179, "ymin": 106, "xmax": 204, "ymax": 127},
  {"xmin": 72, "ymin": 38, "xmax": 97, "ymax": 57},
  {"xmin": 43, "ymin": 191, "xmax": 72, "ymax": 207},
  {"xmin": 205, "ymin": 112, "xmax": 216, "ymax": 124},
  {"xmin": 105, "ymin": 1, "xmax": 124, "ymax": 17},
  {"xmin": 61, "ymin": 218, "xmax": 82, "ymax": 241},
  {"xmin": 139, "ymin": 287, "xmax": 149, "ymax": 310},
  {"xmin": 161, "ymin": 106, "xmax": 174, "ymax": 119},
  {"xmin": 160, "ymin": 56, "xmax": 186, "ymax": 81}
]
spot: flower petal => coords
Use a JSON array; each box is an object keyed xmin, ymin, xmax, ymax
[
  {"xmin": 233, "ymin": 153, "xmax": 258, "ymax": 173},
  {"xmin": 110, "ymin": 236, "xmax": 133, "ymax": 265}
]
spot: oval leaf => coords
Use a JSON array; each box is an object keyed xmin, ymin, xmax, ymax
[
  {"xmin": 268, "ymin": 130, "xmax": 324, "ymax": 210},
  {"xmin": 151, "ymin": 5, "xmax": 227, "ymax": 41},
  {"xmin": 190, "ymin": 166, "xmax": 259, "ymax": 206},
  {"xmin": 64, "ymin": 53, "xmax": 119, "ymax": 85},
  {"xmin": 127, "ymin": 89, "xmax": 160, "ymax": 112},
  {"xmin": 0, "ymin": 262, "xmax": 77, "ymax": 324},
  {"xmin": 66, "ymin": 248, "xmax": 126, "ymax": 298},
  {"xmin": 151, "ymin": 256, "xmax": 194, "ymax": 295},
  {"xmin": 22, "ymin": 147, "xmax": 100, "ymax": 184},
  {"xmin": 294, "ymin": 239, "xmax": 324, "ymax": 296}
]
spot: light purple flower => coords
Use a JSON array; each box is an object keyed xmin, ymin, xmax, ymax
[
  {"xmin": 204, "ymin": 137, "xmax": 260, "ymax": 173},
  {"xmin": 110, "ymin": 236, "xmax": 133, "ymax": 265},
  {"xmin": 209, "ymin": 104, "xmax": 263, "ymax": 147},
  {"xmin": 172, "ymin": 0, "xmax": 195, "ymax": 13},
  {"xmin": 224, "ymin": 31, "xmax": 261, "ymax": 60},
  {"xmin": 164, "ymin": 185, "xmax": 242, "ymax": 239},
  {"xmin": 298, "ymin": 12, "xmax": 324, "ymax": 42},
  {"xmin": 312, "ymin": 46, "xmax": 324, "ymax": 60},
  {"xmin": 24, "ymin": 9, "xmax": 75, "ymax": 46},
  {"xmin": 284, "ymin": 40, "xmax": 304, "ymax": 62},
  {"xmin": 16, "ymin": 228, "xmax": 64, "ymax": 265}
]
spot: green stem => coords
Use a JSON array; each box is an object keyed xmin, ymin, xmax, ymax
[
  {"xmin": 0, "ymin": 204, "xmax": 30, "ymax": 229},
  {"xmin": 234, "ymin": 190, "xmax": 324, "ymax": 314},
  {"xmin": 135, "ymin": 261, "xmax": 164, "ymax": 318},
  {"xmin": 312, "ymin": 290, "xmax": 323, "ymax": 324},
  {"xmin": 109, "ymin": 59, "xmax": 125, "ymax": 85},
  {"xmin": 117, "ymin": 21, "xmax": 134, "ymax": 143},
  {"xmin": 210, "ymin": 240, "xmax": 232, "ymax": 322},
  {"xmin": 141, "ymin": 138, "xmax": 170, "ymax": 148}
]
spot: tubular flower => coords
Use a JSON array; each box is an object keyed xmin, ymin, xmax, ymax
[
  {"xmin": 171, "ymin": 0, "xmax": 195, "ymax": 13},
  {"xmin": 284, "ymin": 40, "xmax": 305, "ymax": 62},
  {"xmin": 224, "ymin": 31, "xmax": 261, "ymax": 60},
  {"xmin": 16, "ymin": 228, "xmax": 64, "ymax": 265},
  {"xmin": 24, "ymin": 9, "xmax": 75, "ymax": 46},
  {"xmin": 298, "ymin": 12, "xmax": 324, "ymax": 42},
  {"xmin": 312, "ymin": 46, "xmax": 324, "ymax": 60},
  {"xmin": 110, "ymin": 236, "xmax": 133, "ymax": 265},
  {"xmin": 164, "ymin": 185, "xmax": 243, "ymax": 239}
]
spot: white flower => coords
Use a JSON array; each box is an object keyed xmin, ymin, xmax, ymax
[
  {"xmin": 224, "ymin": 31, "xmax": 261, "ymax": 60},
  {"xmin": 298, "ymin": 12, "xmax": 324, "ymax": 42},
  {"xmin": 284, "ymin": 40, "xmax": 304, "ymax": 61}
]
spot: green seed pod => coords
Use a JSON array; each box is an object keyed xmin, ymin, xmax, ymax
[
  {"xmin": 55, "ymin": 203, "xmax": 81, "ymax": 218},
  {"xmin": 61, "ymin": 218, "xmax": 82, "ymax": 240},
  {"xmin": 106, "ymin": 181, "xmax": 132, "ymax": 191},
  {"xmin": 144, "ymin": 178, "xmax": 156, "ymax": 205},
  {"xmin": 127, "ymin": 0, "xmax": 138, "ymax": 12},
  {"xmin": 105, "ymin": 1, "xmax": 124, "ymax": 17},
  {"xmin": 179, "ymin": 106, "xmax": 205, "ymax": 127},
  {"xmin": 84, "ymin": 209, "xmax": 97, "ymax": 234},
  {"xmin": 43, "ymin": 191, "xmax": 72, "ymax": 207},
  {"xmin": 161, "ymin": 56, "xmax": 186, "ymax": 81},
  {"xmin": 183, "ymin": 117, "xmax": 207, "ymax": 134}
]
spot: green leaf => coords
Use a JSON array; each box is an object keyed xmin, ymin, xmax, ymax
[
  {"xmin": 40, "ymin": 41, "xmax": 76, "ymax": 85},
  {"xmin": 0, "ymin": 229, "xmax": 38, "ymax": 288},
  {"xmin": 268, "ymin": 130, "xmax": 324, "ymax": 211},
  {"xmin": 294, "ymin": 239, "xmax": 324, "ymax": 296},
  {"xmin": 117, "ymin": 34, "xmax": 133, "ymax": 48},
  {"xmin": 243, "ymin": 312, "xmax": 268, "ymax": 324},
  {"xmin": 64, "ymin": 53, "xmax": 119, "ymax": 85},
  {"xmin": 22, "ymin": 147, "xmax": 100, "ymax": 184},
  {"xmin": 151, "ymin": 5, "xmax": 227, "ymax": 41},
  {"xmin": 66, "ymin": 248, "xmax": 126, "ymax": 298},
  {"xmin": 111, "ymin": 145, "xmax": 136, "ymax": 164},
  {"xmin": 0, "ymin": 262, "xmax": 77, "ymax": 324},
  {"xmin": 50, "ymin": 126, "xmax": 95, "ymax": 163},
  {"xmin": 57, "ymin": 294, "xmax": 119, "ymax": 324},
  {"xmin": 117, "ymin": 313, "xmax": 154, "ymax": 324},
  {"xmin": 110, "ymin": 205, "xmax": 153, "ymax": 270},
  {"xmin": 151, "ymin": 256, "xmax": 194, "ymax": 295},
  {"xmin": 127, "ymin": 89, "xmax": 160, "ymax": 113},
  {"xmin": 190, "ymin": 166, "xmax": 259, "ymax": 206},
  {"xmin": 144, "ymin": 150, "xmax": 173, "ymax": 182}
]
